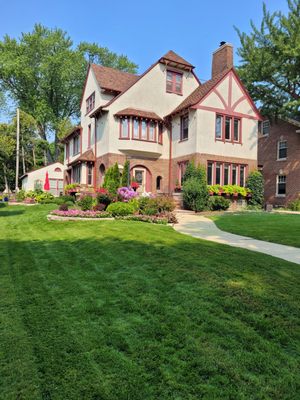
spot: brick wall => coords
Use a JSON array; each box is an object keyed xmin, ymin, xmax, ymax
[{"xmin": 258, "ymin": 119, "xmax": 300, "ymax": 206}]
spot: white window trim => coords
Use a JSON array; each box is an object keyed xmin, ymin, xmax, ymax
[
  {"xmin": 277, "ymin": 140, "xmax": 287, "ymax": 161},
  {"xmin": 276, "ymin": 175, "xmax": 286, "ymax": 197}
]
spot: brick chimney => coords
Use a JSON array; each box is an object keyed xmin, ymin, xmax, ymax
[{"xmin": 212, "ymin": 42, "xmax": 233, "ymax": 78}]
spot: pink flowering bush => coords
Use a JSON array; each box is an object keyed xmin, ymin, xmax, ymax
[
  {"xmin": 117, "ymin": 187, "xmax": 137, "ymax": 202},
  {"xmin": 51, "ymin": 209, "xmax": 112, "ymax": 218}
]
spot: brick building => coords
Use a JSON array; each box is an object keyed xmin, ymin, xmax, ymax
[
  {"xmin": 62, "ymin": 43, "xmax": 261, "ymax": 193},
  {"xmin": 258, "ymin": 118, "xmax": 300, "ymax": 206}
]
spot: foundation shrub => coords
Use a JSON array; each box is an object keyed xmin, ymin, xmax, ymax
[
  {"xmin": 209, "ymin": 196, "xmax": 230, "ymax": 211},
  {"xmin": 246, "ymin": 170, "xmax": 264, "ymax": 207},
  {"xmin": 106, "ymin": 201, "xmax": 135, "ymax": 216}
]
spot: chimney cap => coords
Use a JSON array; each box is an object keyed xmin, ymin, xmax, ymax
[{"xmin": 220, "ymin": 41, "xmax": 226, "ymax": 47}]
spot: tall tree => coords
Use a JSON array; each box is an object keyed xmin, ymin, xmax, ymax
[
  {"xmin": 0, "ymin": 24, "xmax": 138, "ymax": 161},
  {"xmin": 235, "ymin": 0, "xmax": 300, "ymax": 118}
]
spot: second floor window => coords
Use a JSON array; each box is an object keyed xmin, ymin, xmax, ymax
[
  {"xmin": 278, "ymin": 140, "xmax": 287, "ymax": 160},
  {"xmin": 120, "ymin": 118, "xmax": 130, "ymax": 139},
  {"xmin": 166, "ymin": 70, "xmax": 183, "ymax": 94},
  {"xmin": 86, "ymin": 92, "xmax": 95, "ymax": 114},
  {"xmin": 215, "ymin": 114, "xmax": 241, "ymax": 142},
  {"xmin": 73, "ymin": 135, "xmax": 80, "ymax": 156},
  {"xmin": 88, "ymin": 124, "xmax": 91, "ymax": 148},
  {"xmin": 262, "ymin": 120, "xmax": 270, "ymax": 136},
  {"xmin": 180, "ymin": 114, "xmax": 189, "ymax": 140}
]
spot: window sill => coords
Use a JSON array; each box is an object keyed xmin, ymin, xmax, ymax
[
  {"xmin": 275, "ymin": 194, "xmax": 286, "ymax": 197},
  {"xmin": 277, "ymin": 158, "xmax": 287, "ymax": 161},
  {"xmin": 131, "ymin": 138, "xmax": 156, "ymax": 143},
  {"xmin": 166, "ymin": 90, "xmax": 183, "ymax": 96},
  {"xmin": 119, "ymin": 137, "xmax": 130, "ymax": 140},
  {"xmin": 179, "ymin": 138, "xmax": 188, "ymax": 143}
]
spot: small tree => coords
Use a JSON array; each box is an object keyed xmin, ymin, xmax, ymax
[
  {"xmin": 246, "ymin": 170, "xmax": 264, "ymax": 207},
  {"xmin": 121, "ymin": 160, "xmax": 130, "ymax": 187},
  {"xmin": 182, "ymin": 165, "xmax": 209, "ymax": 212},
  {"xmin": 182, "ymin": 161, "xmax": 196, "ymax": 183},
  {"xmin": 103, "ymin": 162, "xmax": 120, "ymax": 194}
]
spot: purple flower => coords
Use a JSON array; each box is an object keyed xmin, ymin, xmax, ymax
[{"xmin": 117, "ymin": 187, "xmax": 137, "ymax": 202}]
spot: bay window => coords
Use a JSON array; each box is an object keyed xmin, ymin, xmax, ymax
[
  {"xmin": 149, "ymin": 121, "xmax": 156, "ymax": 141},
  {"xmin": 120, "ymin": 118, "xmax": 130, "ymax": 139},
  {"xmin": 133, "ymin": 119, "xmax": 139, "ymax": 139},
  {"xmin": 141, "ymin": 121, "xmax": 147, "ymax": 140}
]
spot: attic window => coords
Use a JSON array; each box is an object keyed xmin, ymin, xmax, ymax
[
  {"xmin": 166, "ymin": 71, "xmax": 182, "ymax": 95},
  {"xmin": 86, "ymin": 92, "xmax": 95, "ymax": 114},
  {"xmin": 54, "ymin": 167, "xmax": 62, "ymax": 172}
]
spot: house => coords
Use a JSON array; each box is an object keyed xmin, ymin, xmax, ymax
[
  {"xmin": 21, "ymin": 162, "xmax": 65, "ymax": 196},
  {"xmin": 62, "ymin": 42, "xmax": 261, "ymax": 194},
  {"xmin": 258, "ymin": 118, "xmax": 300, "ymax": 206}
]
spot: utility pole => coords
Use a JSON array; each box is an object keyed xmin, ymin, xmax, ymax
[{"xmin": 15, "ymin": 108, "xmax": 20, "ymax": 192}]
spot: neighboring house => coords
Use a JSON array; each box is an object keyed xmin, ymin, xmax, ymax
[
  {"xmin": 62, "ymin": 42, "xmax": 261, "ymax": 194},
  {"xmin": 21, "ymin": 162, "xmax": 65, "ymax": 196},
  {"xmin": 258, "ymin": 118, "xmax": 300, "ymax": 206}
]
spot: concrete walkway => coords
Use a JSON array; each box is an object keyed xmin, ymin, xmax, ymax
[{"xmin": 174, "ymin": 212, "xmax": 300, "ymax": 265}]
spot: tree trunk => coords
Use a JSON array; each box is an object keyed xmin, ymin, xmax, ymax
[
  {"xmin": 21, "ymin": 146, "xmax": 26, "ymax": 175},
  {"xmin": 37, "ymin": 124, "xmax": 54, "ymax": 163},
  {"xmin": 32, "ymin": 145, "xmax": 36, "ymax": 166},
  {"xmin": 3, "ymin": 163, "xmax": 9, "ymax": 193}
]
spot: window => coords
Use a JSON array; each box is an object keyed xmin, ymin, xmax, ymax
[
  {"xmin": 148, "ymin": 121, "xmax": 156, "ymax": 141},
  {"xmin": 120, "ymin": 118, "xmax": 130, "ymax": 139},
  {"xmin": 86, "ymin": 92, "xmax": 95, "ymax": 114},
  {"xmin": 73, "ymin": 135, "xmax": 80, "ymax": 156},
  {"xmin": 239, "ymin": 165, "xmax": 245, "ymax": 187},
  {"xmin": 215, "ymin": 115, "xmax": 223, "ymax": 139},
  {"xmin": 207, "ymin": 162, "xmax": 213, "ymax": 185},
  {"xmin": 133, "ymin": 119, "xmax": 140, "ymax": 139},
  {"xmin": 66, "ymin": 143, "xmax": 69, "ymax": 160},
  {"xmin": 141, "ymin": 120, "xmax": 147, "ymax": 140},
  {"xmin": 233, "ymin": 118, "xmax": 240, "ymax": 142},
  {"xmin": 180, "ymin": 114, "xmax": 189, "ymax": 141},
  {"xmin": 232, "ymin": 164, "xmax": 237, "ymax": 184},
  {"xmin": 262, "ymin": 120, "xmax": 270, "ymax": 136},
  {"xmin": 158, "ymin": 124, "xmax": 163, "ymax": 144},
  {"xmin": 225, "ymin": 116, "xmax": 231, "ymax": 140},
  {"xmin": 54, "ymin": 167, "xmax": 62, "ymax": 172},
  {"xmin": 277, "ymin": 175, "xmax": 286, "ymax": 196},
  {"xmin": 72, "ymin": 165, "xmax": 81, "ymax": 183},
  {"xmin": 224, "ymin": 164, "xmax": 229, "ymax": 185},
  {"xmin": 278, "ymin": 140, "xmax": 287, "ymax": 160},
  {"xmin": 166, "ymin": 70, "xmax": 183, "ymax": 94},
  {"xmin": 216, "ymin": 163, "xmax": 222, "ymax": 185},
  {"xmin": 156, "ymin": 176, "xmax": 162, "ymax": 191},
  {"xmin": 178, "ymin": 161, "xmax": 188, "ymax": 185},
  {"xmin": 87, "ymin": 124, "xmax": 91, "ymax": 148},
  {"xmin": 87, "ymin": 164, "xmax": 93, "ymax": 185}
]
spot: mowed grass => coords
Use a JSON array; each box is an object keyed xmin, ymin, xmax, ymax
[
  {"xmin": 0, "ymin": 205, "xmax": 299, "ymax": 400},
  {"xmin": 211, "ymin": 212, "xmax": 300, "ymax": 248}
]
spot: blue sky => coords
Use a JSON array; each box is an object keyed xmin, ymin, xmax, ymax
[{"xmin": 0, "ymin": 0, "xmax": 289, "ymax": 120}]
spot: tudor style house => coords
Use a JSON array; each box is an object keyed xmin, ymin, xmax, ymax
[
  {"xmin": 258, "ymin": 118, "xmax": 300, "ymax": 206},
  {"xmin": 62, "ymin": 42, "xmax": 261, "ymax": 194}
]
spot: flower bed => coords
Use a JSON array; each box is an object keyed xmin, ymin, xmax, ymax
[
  {"xmin": 51, "ymin": 209, "xmax": 112, "ymax": 218},
  {"xmin": 115, "ymin": 215, "xmax": 169, "ymax": 224}
]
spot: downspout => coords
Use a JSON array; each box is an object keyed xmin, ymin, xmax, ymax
[
  {"xmin": 168, "ymin": 120, "xmax": 172, "ymax": 195},
  {"xmin": 93, "ymin": 116, "xmax": 97, "ymax": 189}
]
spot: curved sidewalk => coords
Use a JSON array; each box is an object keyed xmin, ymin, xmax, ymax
[{"xmin": 174, "ymin": 212, "xmax": 300, "ymax": 265}]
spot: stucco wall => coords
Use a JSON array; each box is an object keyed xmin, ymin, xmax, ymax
[{"xmin": 21, "ymin": 162, "xmax": 65, "ymax": 193}]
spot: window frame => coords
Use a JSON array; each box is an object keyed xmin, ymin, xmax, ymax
[
  {"xmin": 277, "ymin": 140, "xmax": 287, "ymax": 160},
  {"xmin": 166, "ymin": 70, "xmax": 183, "ymax": 95},
  {"xmin": 73, "ymin": 135, "xmax": 80, "ymax": 156},
  {"xmin": 86, "ymin": 92, "xmax": 95, "ymax": 114},
  {"xmin": 276, "ymin": 175, "xmax": 286, "ymax": 197},
  {"xmin": 87, "ymin": 164, "xmax": 93, "ymax": 185},
  {"xmin": 262, "ymin": 120, "xmax": 270, "ymax": 136},
  {"xmin": 72, "ymin": 164, "xmax": 81, "ymax": 184},
  {"xmin": 180, "ymin": 114, "xmax": 189, "ymax": 141},
  {"xmin": 207, "ymin": 161, "xmax": 247, "ymax": 187},
  {"xmin": 215, "ymin": 114, "xmax": 241, "ymax": 144}
]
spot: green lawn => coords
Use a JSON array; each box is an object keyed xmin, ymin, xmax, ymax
[
  {"xmin": 212, "ymin": 212, "xmax": 300, "ymax": 248},
  {"xmin": 0, "ymin": 205, "xmax": 299, "ymax": 399}
]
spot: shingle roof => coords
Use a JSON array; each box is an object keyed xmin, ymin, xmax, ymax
[
  {"xmin": 159, "ymin": 50, "xmax": 194, "ymax": 68},
  {"xmin": 68, "ymin": 149, "xmax": 95, "ymax": 166},
  {"xmin": 166, "ymin": 69, "xmax": 230, "ymax": 118},
  {"xmin": 91, "ymin": 64, "xmax": 139, "ymax": 93},
  {"xmin": 115, "ymin": 108, "xmax": 162, "ymax": 121}
]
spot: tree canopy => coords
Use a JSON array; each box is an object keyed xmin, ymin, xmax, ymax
[
  {"xmin": 236, "ymin": 0, "xmax": 300, "ymax": 119},
  {"xmin": 0, "ymin": 24, "xmax": 138, "ymax": 161}
]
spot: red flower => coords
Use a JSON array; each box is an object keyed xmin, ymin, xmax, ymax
[
  {"xmin": 96, "ymin": 187, "xmax": 108, "ymax": 194},
  {"xmin": 131, "ymin": 182, "xmax": 139, "ymax": 189}
]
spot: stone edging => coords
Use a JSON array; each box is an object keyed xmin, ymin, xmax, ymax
[{"xmin": 47, "ymin": 215, "xmax": 114, "ymax": 221}]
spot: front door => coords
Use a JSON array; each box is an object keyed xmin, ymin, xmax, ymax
[{"xmin": 134, "ymin": 168, "xmax": 146, "ymax": 193}]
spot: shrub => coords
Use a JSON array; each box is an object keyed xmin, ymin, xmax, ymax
[
  {"xmin": 128, "ymin": 198, "xmax": 139, "ymax": 212},
  {"xmin": 0, "ymin": 202, "xmax": 7, "ymax": 208},
  {"xmin": 93, "ymin": 203, "xmax": 106, "ymax": 212},
  {"xmin": 154, "ymin": 196, "xmax": 176, "ymax": 212},
  {"xmin": 106, "ymin": 201, "xmax": 135, "ymax": 216},
  {"xmin": 209, "ymin": 196, "xmax": 230, "ymax": 211},
  {"xmin": 96, "ymin": 188, "xmax": 112, "ymax": 207},
  {"xmin": 183, "ymin": 165, "xmax": 209, "ymax": 212},
  {"xmin": 77, "ymin": 195, "xmax": 94, "ymax": 211},
  {"xmin": 117, "ymin": 186, "xmax": 137, "ymax": 202},
  {"xmin": 162, "ymin": 212, "xmax": 178, "ymax": 224},
  {"xmin": 59, "ymin": 203, "xmax": 69, "ymax": 211},
  {"xmin": 103, "ymin": 163, "xmax": 120, "ymax": 194},
  {"xmin": 121, "ymin": 160, "xmax": 130, "ymax": 187},
  {"xmin": 246, "ymin": 170, "xmax": 264, "ymax": 207},
  {"xmin": 16, "ymin": 190, "xmax": 26, "ymax": 202},
  {"xmin": 288, "ymin": 199, "xmax": 300, "ymax": 211},
  {"xmin": 35, "ymin": 192, "xmax": 54, "ymax": 203}
]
